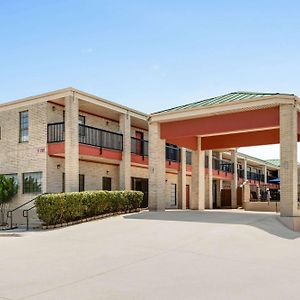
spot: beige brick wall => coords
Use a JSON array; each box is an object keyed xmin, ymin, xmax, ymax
[
  {"xmin": 131, "ymin": 166, "xmax": 148, "ymax": 179},
  {"xmin": 47, "ymin": 157, "xmax": 119, "ymax": 192},
  {"xmin": 0, "ymin": 102, "xmax": 48, "ymax": 208}
]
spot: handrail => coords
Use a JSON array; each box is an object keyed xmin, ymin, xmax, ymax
[
  {"xmin": 23, "ymin": 205, "xmax": 38, "ymax": 231},
  {"xmin": 6, "ymin": 194, "xmax": 44, "ymax": 229},
  {"xmin": 166, "ymin": 145, "xmax": 180, "ymax": 162}
]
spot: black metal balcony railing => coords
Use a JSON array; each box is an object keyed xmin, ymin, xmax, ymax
[
  {"xmin": 48, "ymin": 126, "xmax": 268, "ymax": 180},
  {"xmin": 47, "ymin": 122, "xmax": 64, "ymax": 143},
  {"xmin": 186, "ymin": 150, "xmax": 192, "ymax": 165},
  {"xmin": 47, "ymin": 122, "xmax": 123, "ymax": 151},
  {"xmin": 131, "ymin": 137, "xmax": 149, "ymax": 156},
  {"xmin": 79, "ymin": 124, "xmax": 123, "ymax": 151},
  {"xmin": 205, "ymin": 156, "xmax": 233, "ymax": 173},
  {"xmin": 237, "ymin": 169, "xmax": 244, "ymax": 178},
  {"xmin": 166, "ymin": 145, "xmax": 180, "ymax": 162},
  {"xmin": 247, "ymin": 171, "xmax": 264, "ymax": 182},
  {"xmin": 221, "ymin": 160, "xmax": 233, "ymax": 173}
]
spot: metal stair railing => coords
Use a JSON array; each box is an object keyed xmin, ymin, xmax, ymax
[
  {"xmin": 23, "ymin": 205, "xmax": 38, "ymax": 231},
  {"xmin": 6, "ymin": 194, "xmax": 44, "ymax": 229}
]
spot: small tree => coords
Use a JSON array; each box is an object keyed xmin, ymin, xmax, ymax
[{"xmin": 0, "ymin": 175, "xmax": 18, "ymax": 225}]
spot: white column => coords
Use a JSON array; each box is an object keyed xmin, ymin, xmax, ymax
[
  {"xmin": 231, "ymin": 149, "xmax": 238, "ymax": 208},
  {"xmin": 119, "ymin": 113, "xmax": 131, "ymax": 190},
  {"xmin": 280, "ymin": 104, "xmax": 299, "ymax": 217},
  {"xmin": 178, "ymin": 148, "xmax": 187, "ymax": 209},
  {"xmin": 65, "ymin": 95, "xmax": 79, "ymax": 192},
  {"xmin": 148, "ymin": 122, "xmax": 166, "ymax": 211},
  {"xmin": 263, "ymin": 165, "xmax": 268, "ymax": 184},
  {"xmin": 191, "ymin": 137, "xmax": 205, "ymax": 210},
  {"xmin": 207, "ymin": 150, "xmax": 213, "ymax": 209},
  {"xmin": 243, "ymin": 159, "xmax": 248, "ymax": 182}
]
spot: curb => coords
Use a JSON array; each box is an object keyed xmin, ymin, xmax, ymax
[{"xmin": 42, "ymin": 208, "xmax": 141, "ymax": 230}]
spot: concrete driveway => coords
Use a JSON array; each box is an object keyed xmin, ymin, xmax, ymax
[{"xmin": 1, "ymin": 209, "xmax": 300, "ymax": 300}]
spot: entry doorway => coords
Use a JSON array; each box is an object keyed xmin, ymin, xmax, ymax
[
  {"xmin": 131, "ymin": 177, "xmax": 148, "ymax": 208},
  {"xmin": 186, "ymin": 185, "xmax": 190, "ymax": 209},
  {"xmin": 237, "ymin": 187, "xmax": 243, "ymax": 207},
  {"xmin": 213, "ymin": 180, "xmax": 217, "ymax": 208},
  {"xmin": 221, "ymin": 189, "xmax": 231, "ymax": 207}
]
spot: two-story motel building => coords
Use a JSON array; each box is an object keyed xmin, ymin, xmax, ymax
[{"xmin": 0, "ymin": 88, "xmax": 282, "ymax": 218}]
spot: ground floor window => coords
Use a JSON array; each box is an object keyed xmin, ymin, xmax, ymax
[
  {"xmin": 170, "ymin": 183, "xmax": 177, "ymax": 206},
  {"xmin": 102, "ymin": 177, "xmax": 112, "ymax": 191},
  {"xmin": 22, "ymin": 172, "xmax": 42, "ymax": 194},
  {"xmin": 3, "ymin": 173, "xmax": 18, "ymax": 184}
]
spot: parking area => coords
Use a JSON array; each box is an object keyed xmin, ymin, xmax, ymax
[{"xmin": 1, "ymin": 209, "xmax": 300, "ymax": 300}]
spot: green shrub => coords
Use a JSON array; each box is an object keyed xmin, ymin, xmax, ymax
[{"xmin": 35, "ymin": 190, "xmax": 143, "ymax": 225}]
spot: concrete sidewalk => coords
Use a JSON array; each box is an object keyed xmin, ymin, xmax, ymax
[{"xmin": 1, "ymin": 210, "xmax": 300, "ymax": 300}]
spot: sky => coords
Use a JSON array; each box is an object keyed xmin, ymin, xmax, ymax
[{"xmin": 1, "ymin": 0, "xmax": 300, "ymax": 161}]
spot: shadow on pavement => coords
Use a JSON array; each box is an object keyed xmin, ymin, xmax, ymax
[{"xmin": 124, "ymin": 210, "xmax": 300, "ymax": 240}]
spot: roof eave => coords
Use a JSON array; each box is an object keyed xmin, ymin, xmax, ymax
[
  {"xmin": 0, "ymin": 87, "xmax": 149, "ymax": 119},
  {"xmin": 150, "ymin": 94, "xmax": 297, "ymax": 123}
]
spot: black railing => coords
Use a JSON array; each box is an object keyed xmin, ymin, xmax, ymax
[
  {"xmin": 186, "ymin": 151, "xmax": 192, "ymax": 165},
  {"xmin": 166, "ymin": 145, "xmax": 180, "ymax": 162},
  {"xmin": 221, "ymin": 160, "xmax": 233, "ymax": 173},
  {"xmin": 247, "ymin": 171, "xmax": 264, "ymax": 182},
  {"xmin": 47, "ymin": 123, "xmax": 123, "ymax": 151},
  {"xmin": 6, "ymin": 194, "xmax": 43, "ymax": 229},
  {"xmin": 79, "ymin": 124, "xmax": 123, "ymax": 151},
  {"xmin": 23, "ymin": 205, "xmax": 37, "ymax": 231},
  {"xmin": 47, "ymin": 122, "xmax": 64, "ymax": 143},
  {"xmin": 131, "ymin": 137, "xmax": 149, "ymax": 156},
  {"xmin": 237, "ymin": 169, "xmax": 244, "ymax": 178}
]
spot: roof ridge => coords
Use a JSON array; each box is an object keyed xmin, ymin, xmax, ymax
[
  {"xmin": 152, "ymin": 91, "xmax": 295, "ymax": 114},
  {"xmin": 237, "ymin": 152, "xmax": 279, "ymax": 166}
]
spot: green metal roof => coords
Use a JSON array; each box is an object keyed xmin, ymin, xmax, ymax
[
  {"xmin": 265, "ymin": 159, "xmax": 300, "ymax": 167},
  {"xmin": 154, "ymin": 91, "xmax": 294, "ymax": 114},
  {"xmin": 237, "ymin": 153, "xmax": 279, "ymax": 168},
  {"xmin": 265, "ymin": 159, "xmax": 281, "ymax": 167}
]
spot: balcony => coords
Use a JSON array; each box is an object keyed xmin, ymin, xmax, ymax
[
  {"xmin": 212, "ymin": 157, "xmax": 233, "ymax": 173},
  {"xmin": 237, "ymin": 169, "xmax": 244, "ymax": 179},
  {"xmin": 47, "ymin": 122, "xmax": 123, "ymax": 151},
  {"xmin": 166, "ymin": 145, "xmax": 180, "ymax": 162},
  {"xmin": 247, "ymin": 171, "xmax": 264, "ymax": 182},
  {"xmin": 131, "ymin": 137, "xmax": 149, "ymax": 157}
]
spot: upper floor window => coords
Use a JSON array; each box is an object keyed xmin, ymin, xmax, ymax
[
  {"xmin": 19, "ymin": 111, "xmax": 29, "ymax": 143},
  {"xmin": 23, "ymin": 172, "xmax": 42, "ymax": 194}
]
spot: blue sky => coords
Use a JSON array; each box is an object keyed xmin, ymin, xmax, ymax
[{"xmin": 1, "ymin": 0, "xmax": 300, "ymax": 160}]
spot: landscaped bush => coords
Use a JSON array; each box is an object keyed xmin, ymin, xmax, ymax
[{"xmin": 35, "ymin": 190, "xmax": 143, "ymax": 226}]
